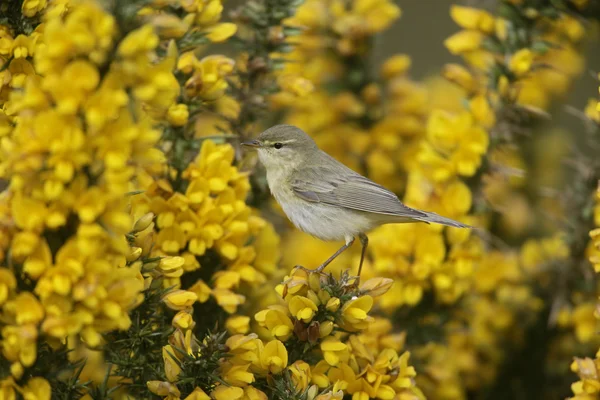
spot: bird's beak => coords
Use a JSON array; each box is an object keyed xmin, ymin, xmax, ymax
[{"xmin": 241, "ymin": 139, "xmax": 261, "ymax": 148}]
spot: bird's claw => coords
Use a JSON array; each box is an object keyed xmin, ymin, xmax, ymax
[{"xmin": 292, "ymin": 265, "xmax": 329, "ymax": 277}]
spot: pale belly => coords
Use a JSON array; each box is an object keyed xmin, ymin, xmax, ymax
[
  {"xmin": 276, "ymin": 191, "xmax": 378, "ymax": 242},
  {"xmin": 267, "ymin": 169, "xmax": 380, "ymax": 241}
]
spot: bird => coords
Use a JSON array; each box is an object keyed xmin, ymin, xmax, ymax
[{"xmin": 242, "ymin": 124, "xmax": 470, "ymax": 277}]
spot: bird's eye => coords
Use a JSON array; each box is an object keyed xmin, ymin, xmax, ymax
[{"xmin": 273, "ymin": 143, "xmax": 283, "ymax": 149}]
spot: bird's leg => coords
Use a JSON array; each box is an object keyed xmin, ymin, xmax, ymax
[
  {"xmin": 295, "ymin": 237, "xmax": 355, "ymax": 274},
  {"xmin": 357, "ymin": 233, "xmax": 369, "ymax": 279}
]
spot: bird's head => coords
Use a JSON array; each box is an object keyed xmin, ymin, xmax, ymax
[{"xmin": 242, "ymin": 124, "xmax": 318, "ymax": 171}]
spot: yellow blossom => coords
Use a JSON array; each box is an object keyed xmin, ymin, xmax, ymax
[
  {"xmin": 509, "ymin": 48, "xmax": 535, "ymax": 76},
  {"xmin": 163, "ymin": 290, "xmax": 198, "ymax": 310},
  {"xmin": 172, "ymin": 311, "xmax": 196, "ymax": 331},
  {"xmin": 381, "ymin": 54, "xmax": 411, "ymax": 80},
  {"xmin": 22, "ymin": 377, "xmax": 51, "ymax": 400},
  {"xmin": 22, "ymin": 0, "xmax": 47, "ymax": 17},
  {"xmin": 185, "ymin": 387, "xmax": 211, "ymax": 400},
  {"xmin": 212, "ymin": 385, "xmax": 244, "ymax": 400},
  {"xmin": 359, "ymin": 277, "xmax": 393, "ymax": 297},
  {"xmin": 339, "ymin": 295, "xmax": 374, "ymax": 331},
  {"xmin": 444, "ymin": 30, "xmax": 485, "ymax": 55},
  {"xmin": 226, "ymin": 315, "xmax": 251, "ymax": 334},
  {"xmin": 163, "ymin": 345, "xmax": 183, "ymax": 382},
  {"xmin": 290, "ymin": 360, "xmax": 312, "ymax": 391},
  {"xmin": 255, "ymin": 306, "xmax": 294, "ymax": 341},
  {"xmin": 260, "ymin": 340, "xmax": 288, "ymax": 374},
  {"xmin": 289, "ymin": 295, "xmax": 319, "ymax": 323},
  {"xmin": 321, "ymin": 337, "xmax": 349, "ymax": 366},
  {"xmin": 450, "ymin": 5, "xmax": 495, "ymax": 33},
  {"xmin": 167, "ymin": 103, "xmax": 190, "ymax": 126},
  {"xmin": 222, "ymin": 363, "xmax": 255, "ymax": 386}
]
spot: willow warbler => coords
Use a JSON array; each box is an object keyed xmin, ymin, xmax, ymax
[{"xmin": 242, "ymin": 124, "xmax": 470, "ymax": 276}]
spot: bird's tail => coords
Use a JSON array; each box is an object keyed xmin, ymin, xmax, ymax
[{"xmin": 416, "ymin": 211, "xmax": 471, "ymax": 228}]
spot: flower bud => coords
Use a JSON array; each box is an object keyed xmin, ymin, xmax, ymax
[
  {"xmin": 133, "ymin": 212, "xmax": 154, "ymax": 233},
  {"xmin": 319, "ymin": 321, "xmax": 334, "ymax": 338},
  {"xmin": 381, "ymin": 54, "xmax": 411, "ymax": 79},
  {"xmin": 359, "ymin": 278, "xmax": 394, "ymax": 297},
  {"xmin": 326, "ymin": 297, "xmax": 340, "ymax": 312},
  {"xmin": 126, "ymin": 247, "xmax": 142, "ymax": 263},
  {"xmin": 167, "ymin": 103, "xmax": 189, "ymax": 126},
  {"xmin": 172, "ymin": 311, "xmax": 195, "ymax": 331},
  {"xmin": 308, "ymin": 273, "xmax": 321, "ymax": 292}
]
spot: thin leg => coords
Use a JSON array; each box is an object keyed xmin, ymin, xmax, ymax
[
  {"xmin": 296, "ymin": 237, "xmax": 355, "ymax": 274},
  {"xmin": 357, "ymin": 233, "xmax": 368, "ymax": 278}
]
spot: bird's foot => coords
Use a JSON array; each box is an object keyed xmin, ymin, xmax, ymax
[{"xmin": 292, "ymin": 265, "xmax": 329, "ymax": 277}]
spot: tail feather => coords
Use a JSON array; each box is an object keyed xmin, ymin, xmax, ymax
[{"xmin": 416, "ymin": 211, "xmax": 471, "ymax": 228}]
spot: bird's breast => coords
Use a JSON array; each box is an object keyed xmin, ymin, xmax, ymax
[{"xmin": 270, "ymin": 191, "xmax": 374, "ymax": 242}]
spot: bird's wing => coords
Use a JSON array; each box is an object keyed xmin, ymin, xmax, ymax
[{"xmin": 290, "ymin": 164, "xmax": 427, "ymax": 219}]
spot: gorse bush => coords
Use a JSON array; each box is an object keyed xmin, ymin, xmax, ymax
[{"xmin": 1, "ymin": 0, "xmax": 600, "ymax": 399}]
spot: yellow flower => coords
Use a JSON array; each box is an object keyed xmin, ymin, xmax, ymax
[
  {"xmin": 277, "ymin": 74, "xmax": 315, "ymax": 97},
  {"xmin": 290, "ymin": 360, "xmax": 312, "ymax": 391},
  {"xmin": 226, "ymin": 315, "xmax": 251, "ymax": 335},
  {"xmin": 509, "ymin": 48, "xmax": 534, "ymax": 76},
  {"xmin": 450, "ymin": 5, "xmax": 495, "ymax": 33},
  {"xmin": 158, "ymin": 256, "xmax": 186, "ymax": 279},
  {"xmin": 205, "ymin": 23, "xmax": 238, "ymax": 43},
  {"xmin": 118, "ymin": 25, "xmax": 159, "ymax": 58},
  {"xmin": 320, "ymin": 337, "xmax": 349, "ymax": 366},
  {"xmin": 0, "ymin": 268, "xmax": 16, "ymax": 306},
  {"xmin": 311, "ymin": 360, "xmax": 331, "ymax": 388},
  {"xmin": 255, "ymin": 306, "xmax": 294, "ymax": 341},
  {"xmin": 11, "ymin": 35, "xmax": 35, "ymax": 59},
  {"xmin": 35, "ymin": 2, "xmax": 117, "ymax": 74},
  {"xmin": 260, "ymin": 340, "xmax": 288, "ymax": 374},
  {"xmin": 326, "ymin": 298, "xmax": 341, "ymax": 313},
  {"xmin": 212, "ymin": 289, "xmax": 245, "ymax": 314},
  {"xmin": 339, "ymin": 295, "xmax": 374, "ymax": 331},
  {"xmin": 442, "ymin": 63, "xmax": 477, "ymax": 94},
  {"xmin": 222, "ymin": 362, "xmax": 255, "ymax": 386},
  {"xmin": 184, "ymin": 387, "xmax": 211, "ymax": 400},
  {"xmin": 1, "ymin": 324, "xmax": 38, "ymax": 367},
  {"xmin": 227, "ymin": 334, "xmax": 261, "ymax": 364},
  {"xmin": 444, "ymin": 30, "xmax": 485, "ymax": 55},
  {"xmin": 469, "ymin": 94, "xmax": 496, "ymax": 128},
  {"xmin": 163, "ymin": 345, "xmax": 182, "ymax": 382},
  {"xmin": 313, "ymin": 390, "xmax": 344, "ymax": 400},
  {"xmin": 148, "ymin": 381, "xmax": 182, "ymax": 398},
  {"xmin": 571, "ymin": 357, "xmax": 600, "ymax": 396},
  {"xmin": 572, "ymin": 303, "xmax": 597, "ymax": 343},
  {"xmin": 243, "ymin": 386, "xmax": 268, "ymax": 400},
  {"xmin": 326, "ymin": 362, "xmax": 356, "ymax": 392},
  {"xmin": 0, "ymin": 378, "xmax": 16, "ymax": 400},
  {"xmin": 424, "ymin": 109, "xmax": 489, "ymax": 178},
  {"xmin": 184, "ymin": 55, "xmax": 235, "ymax": 101},
  {"xmin": 189, "ymin": 279, "xmax": 212, "ymax": 303},
  {"xmin": 21, "ymin": 0, "xmax": 47, "ymax": 17},
  {"xmin": 212, "ymin": 385, "xmax": 244, "ymax": 400},
  {"xmin": 163, "ymin": 290, "xmax": 198, "ymax": 310},
  {"xmin": 22, "ymin": 377, "xmax": 51, "ymax": 400},
  {"xmin": 340, "ymin": 0, "xmax": 401, "ymax": 36},
  {"xmin": 288, "ymin": 295, "xmax": 319, "ymax": 323},
  {"xmin": 167, "ymin": 103, "xmax": 190, "ymax": 126},
  {"xmin": 172, "ymin": 311, "xmax": 196, "ymax": 331},
  {"xmin": 359, "ymin": 278, "xmax": 393, "ymax": 297},
  {"xmin": 5, "ymin": 292, "xmax": 44, "ymax": 325},
  {"xmin": 381, "ymin": 54, "xmax": 411, "ymax": 79}
]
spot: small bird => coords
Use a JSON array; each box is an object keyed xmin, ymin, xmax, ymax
[{"xmin": 242, "ymin": 124, "xmax": 470, "ymax": 277}]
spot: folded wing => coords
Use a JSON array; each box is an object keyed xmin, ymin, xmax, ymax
[{"xmin": 290, "ymin": 164, "xmax": 427, "ymax": 219}]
